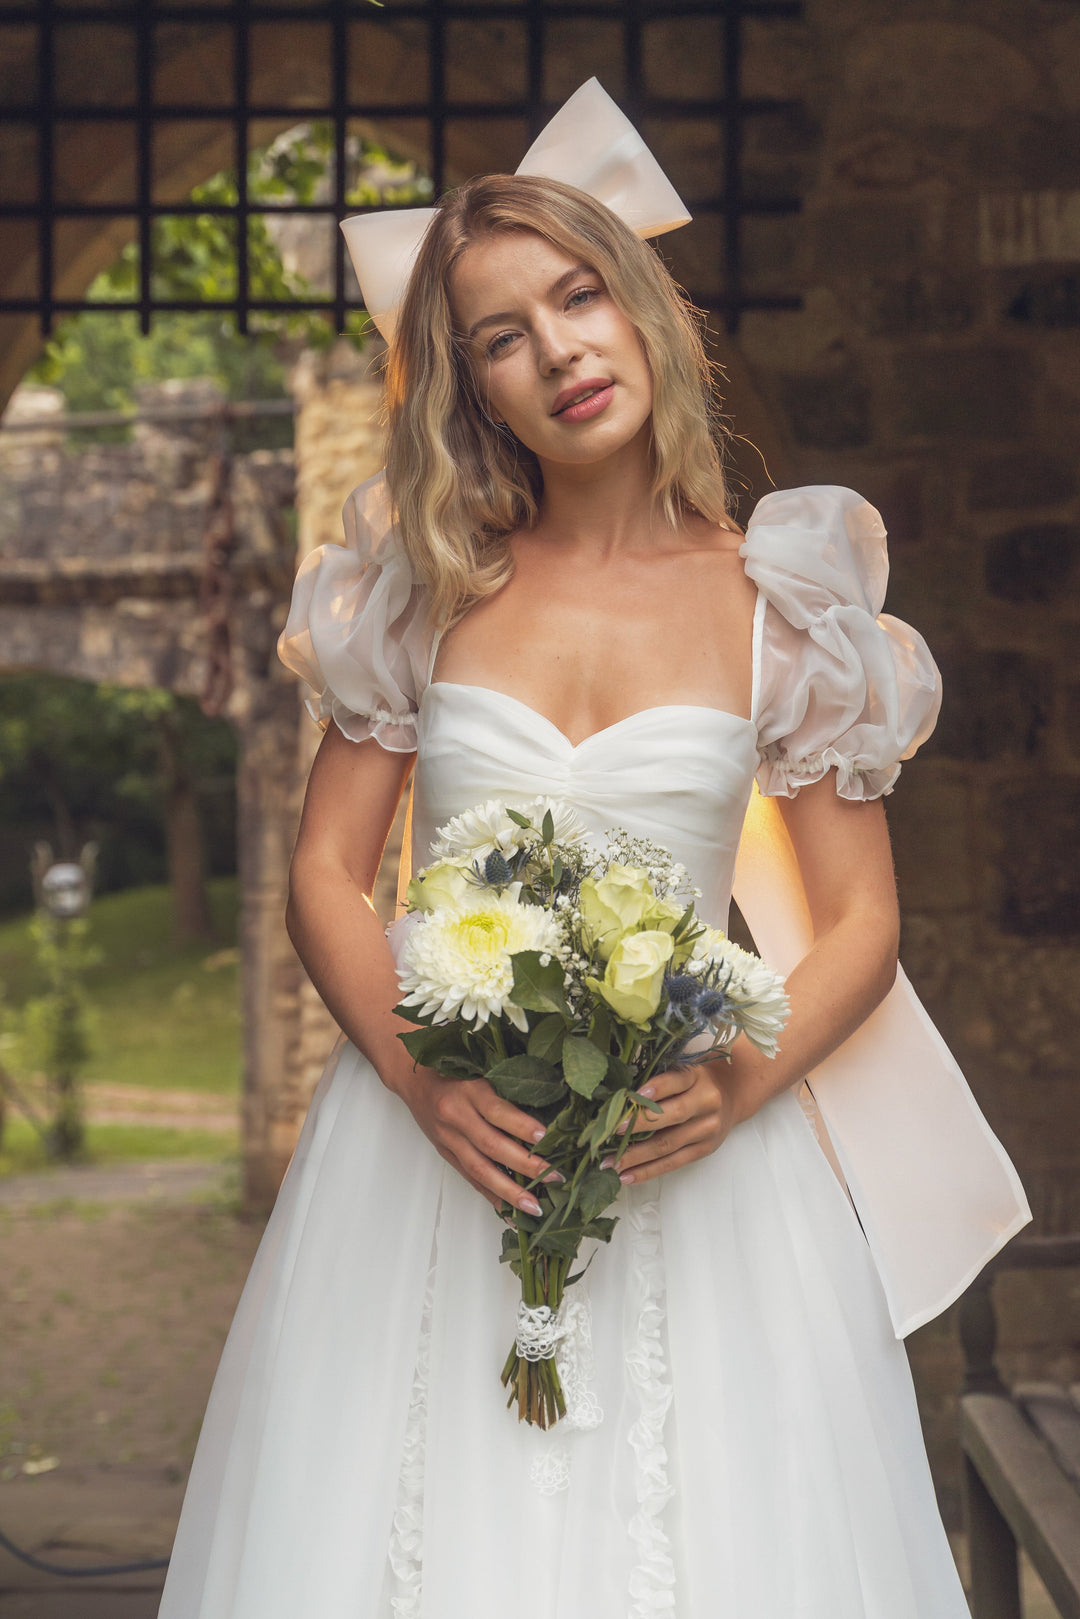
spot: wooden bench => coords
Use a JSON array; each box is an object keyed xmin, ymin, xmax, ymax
[{"xmin": 958, "ymin": 1234, "xmax": 1080, "ymax": 1619}]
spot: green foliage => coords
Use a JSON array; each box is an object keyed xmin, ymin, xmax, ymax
[
  {"xmin": 0, "ymin": 672, "xmax": 238, "ymax": 913},
  {"xmin": 0, "ymin": 879, "xmax": 240, "ymax": 1098},
  {"xmin": 1, "ymin": 909, "xmax": 102, "ymax": 1159},
  {"xmin": 12, "ymin": 913, "xmax": 100, "ymax": 1079},
  {"xmin": 560, "ymin": 1033, "xmax": 608, "ymax": 1099},
  {"xmin": 26, "ymin": 121, "xmax": 432, "ymax": 435},
  {"xmin": 508, "ymin": 951, "xmax": 571, "ymax": 1017}
]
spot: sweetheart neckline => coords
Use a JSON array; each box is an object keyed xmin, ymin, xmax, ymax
[{"xmin": 422, "ymin": 680, "xmax": 758, "ymax": 752}]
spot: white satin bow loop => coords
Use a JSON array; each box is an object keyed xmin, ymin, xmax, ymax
[
  {"xmin": 340, "ymin": 208, "xmax": 434, "ymax": 346},
  {"xmin": 340, "ymin": 76, "xmax": 691, "ymax": 343},
  {"xmin": 513, "ymin": 78, "xmax": 691, "ymax": 237}
]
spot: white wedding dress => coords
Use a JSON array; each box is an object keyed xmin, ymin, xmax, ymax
[{"xmin": 157, "ymin": 478, "xmax": 1030, "ymax": 1618}]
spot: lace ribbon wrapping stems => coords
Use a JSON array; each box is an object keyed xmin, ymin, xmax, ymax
[{"xmin": 515, "ymin": 1300, "xmax": 571, "ymax": 1362}]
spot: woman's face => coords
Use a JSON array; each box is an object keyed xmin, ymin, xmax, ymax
[{"xmin": 448, "ymin": 229, "xmax": 654, "ymax": 466}]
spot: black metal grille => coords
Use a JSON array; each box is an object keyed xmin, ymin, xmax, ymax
[{"xmin": 0, "ymin": 0, "xmax": 804, "ymax": 338}]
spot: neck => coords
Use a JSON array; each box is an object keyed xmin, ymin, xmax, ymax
[{"xmin": 531, "ymin": 424, "xmax": 670, "ymax": 557}]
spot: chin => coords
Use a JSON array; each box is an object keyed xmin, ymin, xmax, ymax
[{"xmin": 534, "ymin": 408, "xmax": 652, "ymax": 465}]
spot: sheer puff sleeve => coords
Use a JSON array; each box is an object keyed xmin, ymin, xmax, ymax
[
  {"xmin": 276, "ymin": 469, "xmax": 433, "ymax": 752},
  {"xmin": 740, "ymin": 485, "xmax": 942, "ymax": 801}
]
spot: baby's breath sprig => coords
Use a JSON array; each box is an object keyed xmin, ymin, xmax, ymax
[{"xmin": 589, "ymin": 829, "xmax": 701, "ymax": 905}]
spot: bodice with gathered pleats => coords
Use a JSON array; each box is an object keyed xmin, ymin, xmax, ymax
[{"xmin": 413, "ymin": 680, "xmax": 761, "ymax": 928}]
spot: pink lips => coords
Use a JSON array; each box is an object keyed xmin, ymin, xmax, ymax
[{"xmin": 552, "ymin": 382, "xmax": 615, "ymax": 423}]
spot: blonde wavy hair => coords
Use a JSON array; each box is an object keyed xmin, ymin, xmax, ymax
[{"xmin": 382, "ymin": 172, "xmax": 737, "ymax": 630}]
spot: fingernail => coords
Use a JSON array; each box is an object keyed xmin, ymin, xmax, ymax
[
  {"xmin": 531, "ymin": 1128, "xmax": 546, "ymax": 1143},
  {"xmin": 542, "ymin": 1170, "xmax": 565, "ymax": 1184},
  {"xmin": 599, "ymin": 1156, "xmax": 614, "ymax": 1170},
  {"xmin": 619, "ymin": 1172, "xmax": 635, "ymax": 1184},
  {"xmin": 521, "ymin": 1196, "xmax": 542, "ymax": 1215},
  {"xmin": 640, "ymin": 1085, "xmax": 656, "ymax": 1098}
]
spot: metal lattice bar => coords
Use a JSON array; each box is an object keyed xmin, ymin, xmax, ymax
[
  {"xmin": 0, "ymin": 0, "xmax": 806, "ymax": 337},
  {"xmin": 1, "ymin": 97, "xmax": 806, "ymax": 124},
  {"xmin": 135, "ymin": 0, "xmax": 153, "ymax": 336},
  {"xmin": 0, "ymin": 3, "xmax": 804, "ymax": 22},
  {"xmin": 331, "ymin": 0, "xmax": 349, "ymax": 335},
  {"xmin": 37, "ymin": 0, "xmax": 56, "ymax": 338},
  {"xmin": 234, "ymin": 0, "xmax": 250, "ymax": 335}
]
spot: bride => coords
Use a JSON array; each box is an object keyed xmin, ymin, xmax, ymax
[{"xmin": 158, "ymin": 79, "xmax": 1030, "ymax": 1618}]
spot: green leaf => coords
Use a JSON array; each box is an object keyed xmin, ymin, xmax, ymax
[
  {"xmin": 671, "ymin": 900, "xmax": 696, "ymax": 938},
  {"xmin": 598, "ymin": 1088, "xmax": 629, "ymax": 1143},
  {"xmin": 506, "ymin": 807, "xmax": 533, "ymax": 828},
  {"xmin": 509, "ymin": 950, "xmax": 569, "ymax": 1016},
  {"xmin": 588, "ymin": 1002, "xmax": 613, "ymax": 1051},
  {"xmin": 541, "ymin": 808, "xmax": 555, "ymax": 844},
  {"xmin": 627, "ymin": 1088, "xmax": 664, "ymax": 1119},
  {"xmin": 578, "ymin": 1165, "xmax": 623, "ymax": 1223},
  {"xmin": 485, "ymin": 1054, "xmax": 565, "ymax": 1106},
  {"xmin": 528, "ymin": 1227, "xmax": 583, "ymax": 1260},
  {"xmin": 581, "ymin": 1215, "xmax": 618, "ymax": 1243},
  {"xmin": 527, "ymin": 1013, "xmax": 567, "ymax": 1063},
  {"xmin": 606, "ymin": 1052, "xmax": 632, "ymax": 1088},
  {"xmin": 434, "ymin": 1054, "xmax": 486, "ymax": 1079},
  {"xmin": 391, "ymin": 999, "xmax": 432, "ymax": 1026},
  {"xmin": 396, "ymin": 1023, "xmax": 467, "ymax": 1068},
  {"xmin": 562, "ymin": 1035, "xmax": 609, "ymax": 1100}
]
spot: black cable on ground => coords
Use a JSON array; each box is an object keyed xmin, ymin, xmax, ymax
[{"xmin": 0, "ymin": 1523, "xmax": 169, "ymax": 1577}]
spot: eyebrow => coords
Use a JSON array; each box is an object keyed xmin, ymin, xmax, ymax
[{"xmin": 466, "ymin": 264, "xmax": 596, "ymax": 342}]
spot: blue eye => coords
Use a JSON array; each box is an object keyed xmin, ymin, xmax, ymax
[{"xmin": 485, "ymin": 287, "xmax": 599, "ymax": 357}]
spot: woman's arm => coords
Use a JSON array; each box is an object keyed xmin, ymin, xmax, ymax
[
  {"xmin": 724, "ymin": 774, "xmax": 900, "ymax": 1125},
  {"xmin": 286, "ymin": 723, "xmax": 556, "ymax": 1216},
  {"xmin": 603, "ymin": 771, "xmax": 900, "ymax": 1183},
  {"xmin": 286, "ymin": 720, "xmax": 420, "ymax": 1089}
]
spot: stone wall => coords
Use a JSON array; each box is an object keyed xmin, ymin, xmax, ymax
[
  {"xmin": 727, "ymin": 1, "xmax": 1080, "ymax": 1526},
  {"xmin": 730, "ymin": 9, "xmax": 1080, "ymax": 1198}
]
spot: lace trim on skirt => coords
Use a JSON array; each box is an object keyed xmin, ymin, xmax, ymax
[
  {"xmin": 385, "ymin": 1243, "xmax": 437, "ymax": 1615},
  {"xmin": 625, "ymin": 1182, "xmax": 677, "ymax": 1615}
]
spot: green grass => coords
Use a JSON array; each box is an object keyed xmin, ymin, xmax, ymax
[
  {"xmin": 0, "ymin": 877, "xmax": 241, "ymax": 1097},
  {"xmin": 0, "ymin": 1114, "xmax": 240, "ymax": 1177}
]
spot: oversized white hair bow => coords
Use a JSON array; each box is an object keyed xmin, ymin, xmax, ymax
[{"xmin": 340, "ymin": 76, "xmax": 691, "ymax": 343}]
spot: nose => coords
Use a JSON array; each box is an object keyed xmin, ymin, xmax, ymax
[{"xmin": 534, "ymin": 310, "xmax": 584, "ymax": 376}]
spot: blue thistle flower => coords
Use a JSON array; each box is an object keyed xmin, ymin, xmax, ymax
[
  {"xmin": 484, "ymin": 849, "xmax": 513, "ymax": 885},
  {"xmin": 664, "ymin": 973, "xmax": 700, "ymax": 1007},
  {"xmin": 697, "ymin": 988, "xmax": 729, "ymax": 1020}
]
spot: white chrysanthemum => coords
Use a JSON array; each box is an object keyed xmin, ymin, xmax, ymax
[
  {"xmin": 688, "ymin": 930, "xmax": 789, "ymax": 1056},
  {"xmin": 398, "ymin": 885, "xmax": 564, "ymax": 1032},
  {"xmin": 429, "ymin": 795, "xmax": 588, "ymax": 864},
  {"xmin": 713, "ymin": 939, "xmax": 790, "ymax": 1058},
  {"xmin": 689, "ymin": 925, "xmax": 730, "ymax": 966},
  {"xmin": 525, "ymin": 795, "xmax": 589, "ymax": 845}
]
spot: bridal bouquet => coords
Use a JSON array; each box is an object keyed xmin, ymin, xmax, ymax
[{"xmin": 392, "ymin": 797, "xmax": 790, "ymax": 1429}]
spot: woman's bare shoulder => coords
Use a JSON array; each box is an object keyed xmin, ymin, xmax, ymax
[{"xmin": 678, "ymin": 510, "xmax": 746, "ymax": 555}]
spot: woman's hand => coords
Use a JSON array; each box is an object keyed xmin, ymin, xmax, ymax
[
  {"xmin": 598, "ymin": 1042, "xmax": 759, "ymax": 1186},
  {"xmin": 395, "ymin": 1068, "xmax": 563, "ymax": 1218}
]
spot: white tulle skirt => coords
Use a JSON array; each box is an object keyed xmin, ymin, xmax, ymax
[{"xmin": 157, "ymin": 1036, "xmax": 971, "ymax": 1619}]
